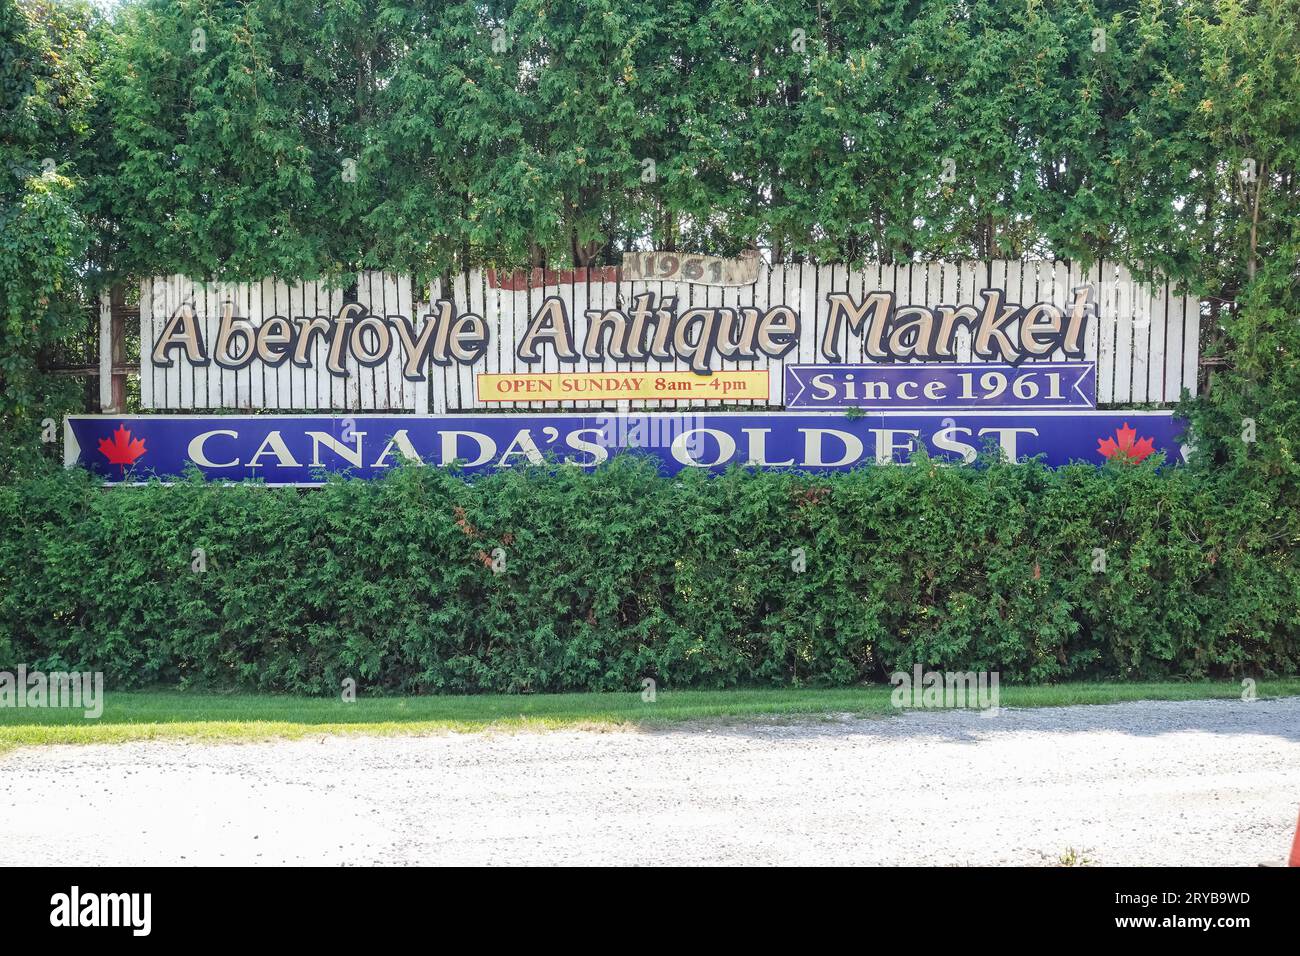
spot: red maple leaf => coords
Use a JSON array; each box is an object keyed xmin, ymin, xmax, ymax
[
  {"xmin": 1098, "ymin": 422, "xmax": 1155, "ymax": 462},
  {"xmin": 98, "ymin": 424, "xmax": 147, "ymax": 472}
]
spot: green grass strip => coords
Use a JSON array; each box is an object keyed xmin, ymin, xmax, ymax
[{"xmin": 2, "ymin": 680, "xmax": 1297, "ymax": 752}]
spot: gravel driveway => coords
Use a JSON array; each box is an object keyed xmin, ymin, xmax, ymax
[{"xmin": 3, "ymin": 697, "xmax": 1298, "ymax": 866}]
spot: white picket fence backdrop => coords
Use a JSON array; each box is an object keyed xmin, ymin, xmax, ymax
[{"xmin": 135, "ymin": 261, "xmax": 1201, "ymax": 411}]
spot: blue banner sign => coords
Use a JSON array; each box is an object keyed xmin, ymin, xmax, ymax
[
  {"xmin": 67, "ymin": 412, "xmax": 1185, "ymax": 485},
  {"xmin": 785, "ymin": 362, "xmax": 1096, "ymax": 410}
]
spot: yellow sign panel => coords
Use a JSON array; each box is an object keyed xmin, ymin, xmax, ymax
[{"xmin": 477, "ymin": 370, "xmax": 769, "ymax": 402}]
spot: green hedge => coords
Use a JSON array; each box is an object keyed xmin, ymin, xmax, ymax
[{"xmin": 2, "ymin": 454, "xmax": 1296, "ymax": 694}]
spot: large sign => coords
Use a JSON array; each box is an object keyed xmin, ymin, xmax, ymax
[
  {"xmin": 137, "ymin": 263, "xmax": 1201, "ymax": 411},
  {"xmin": 67, "ymin": 412, "xmax": 1186, "ymax": 485},
  {"xmin": 110, "ymin": 263, "xmax": 1199, "ymax": 486}
]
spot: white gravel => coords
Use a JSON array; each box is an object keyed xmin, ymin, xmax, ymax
[{"xmin": 3, "ymin": 697, "xmax": 1298, "ymax": 866}]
